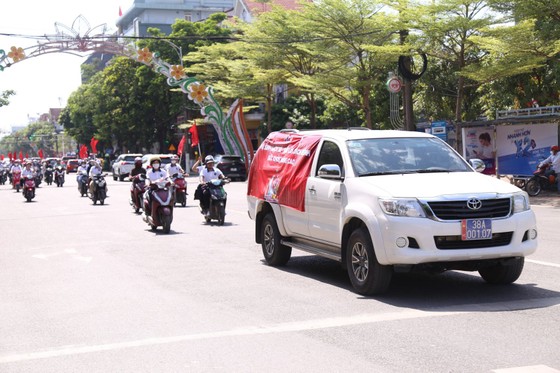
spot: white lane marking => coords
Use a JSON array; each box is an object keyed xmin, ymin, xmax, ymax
[
  {"xmin": 32, "ymin": 248, "xmax": 92, "ymax": 263},
  {"xmin": 1, "ymin": 298, "xmax": 559, "ymax": 364},
  {"xmin": 493, "ymin": 365, "xmax": 560, "ymax": 372},
  {"xmin": 527, "ymin": 259, "xmax": 560, "ymax": 268}
]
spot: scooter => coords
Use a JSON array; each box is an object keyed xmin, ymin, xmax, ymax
[
  {"xmin": 200, "ymin": 178, "xmax": 230, "ymax": 225},
  {"xmin": 77, "ymin": 170, "xmax": 89, "ymax": 197},
  {"xmin": 171, "ymin": 173, "xmax": 187, "ymax": 207},
  {"xmin": 0, "ymin": 168, "xmax": 7, "ymax": 185},
  {"xmin": 526, "ymin": 163, "xmax": 558, "ymax": 196},
  {"xmin": 12, "ymin": 170, "xmax": 21, "ymax": 192},
  {"xmin": 130, "ymin": 174, "xmax": 147, "ymax": 213},
  {"xmin": 89, "ymin": 174, "xmax": 108, "ymax": 205},
  {"xmin": 22, "ymin": 175, "xmax": 36, "ymax": 202},
  {"xmin": 44, "ymin": 166, "xmax": 54, "ymax": 185},
  {"xmin": 54, "ymin": 166, "xmax": 65, "ymax": 187},
  {"xmin": 143, "ymin": 179, "xmax": 175, "ymax": 233}
]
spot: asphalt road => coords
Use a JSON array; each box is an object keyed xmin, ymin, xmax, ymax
[{"xmin": 1, "ymin": 175, "xmax": 559, "ymax": 373}]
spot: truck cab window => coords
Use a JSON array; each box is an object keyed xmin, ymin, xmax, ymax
[{"xmin": 316, "ymin": 141, "xmax": 344, "ymax": 177}]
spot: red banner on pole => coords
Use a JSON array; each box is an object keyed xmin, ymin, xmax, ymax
[
  {"xmin": 247, "ymin": 132, "xmax": 322, "ymax": 212},
  {"xmin": 189, "ymin": 124, "xmax": 199, "ymax": 147},
  {"xmin": 90, "ymin": 137, "xmax": 99, "ymax": 154},
  {"xmin": 38, "ymin": 149, "xmax": 44, "ymax": 159},
  {"xmin": 177, "ymin": 135, "xmax": 186, "ymax": 156}
]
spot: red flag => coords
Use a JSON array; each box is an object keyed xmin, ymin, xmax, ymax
[
  {"xmin": 1, "ymin": 154, "xmax": 4, "ymax": 160},
  {"xmin": 119, "ymin": 6, "xmax": 123, "ymax": 16},
  {"xmin": 189, "ymin": 123, "xmax": 199, "ymax": 147},
  {"xmin": 19, "ymin": 151, "xmax": 23, "ymax": 161},
  {"xmin": 25, "ymin": 152, "xmax": 29, "ymax": 159},
  {"xmin": 79, "ymin": 144, "xmax": 88, "ymax": 159},
  {"xmin": 8, "ymin": 152, "xmax": 12, "ymax": 160},
  {"xmin": 38, "ymin": 149, "xmax": 44, "ymax": 159},
  {"xmin": 90, "ymin": 137, "xmax": 99, "ymax": 154},
  {"xmin": 177, "ymin": 135, "xmax": 186, "ymax": 156}
]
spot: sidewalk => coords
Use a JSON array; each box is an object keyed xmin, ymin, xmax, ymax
[{"xmin": 529, "ymin": 191, "xmax": 560, "ymax": 208}]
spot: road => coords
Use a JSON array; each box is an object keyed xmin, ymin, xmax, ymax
[{"xmin": 1, "ymin": 175, "xmax": 559, "ymax": 373}]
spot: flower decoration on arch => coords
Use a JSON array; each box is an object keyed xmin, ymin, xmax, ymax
[
  {"xmin": 188, "ymin": 83, "xmax": 208, "ymax": 105},
  {"xmin": 8, "ymin": 46, "xmax": 25, "ymax": 62},
  {"xmin": 170, "ymin": 65, "xmax": 185, "ymax": 80},
  {"xmin": 137, "ymin": 47, "xmax": 153, "ymax": 63}
]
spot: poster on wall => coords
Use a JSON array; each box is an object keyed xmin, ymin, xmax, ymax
[
  {"xmin": 462, "ymin": 127, "xmax": 496, "ymax": 175},
  {"xmin": 496, "ymin": 123, "xmax": 558, "ymax": 176}
]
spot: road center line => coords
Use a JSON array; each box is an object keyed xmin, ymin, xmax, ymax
[
  {"xmin": 2, "ymin": 298, "xmax": 559, "ymax": 364},
  {"xmin": 527, "ymin": 259, "xmax": 560, "ymax": 268}
]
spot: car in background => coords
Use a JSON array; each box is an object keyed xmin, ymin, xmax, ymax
[
  {"xmin": 141, "ymin": 154, "xmax": 174, "ymax": 170},
  {"xmin": 65, "ymin": 159, "xmax": 80, "ymax": 174},
  {"xmin": 112, "ymin": 153, "xmax": 143, "ymax": 181},
  {"xmin": 215, "ymin": 155, "xmax": 247, "ymax": 181},
  {"xmin": 44, "ymin": 157, "xmax": 61, "ymax": 167}
]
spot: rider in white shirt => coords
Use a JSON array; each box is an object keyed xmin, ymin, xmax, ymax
[
  {"xmin": 197, "ymin": 155, "xmax": 224, "ymax": 213},
  {"xmin": 538, "ymin": 145, "xmax": 560, "ymax": 191},
  {"xmin": 21, "ymin": 162, "xmax": 35, "ymax": 178},
  {"xmin": 77, "ymin": 161, "xmax": 88, "ymax": 190},
  {"xmin": 144, "ymin": 157, "xmax": 169, "ymax": 215},
  {"xmin": 88, "ymin": 161, "xmax": 103, "ymax": 195},
  {"xmin": 166, "ymin": 155, "xmax": 184, "ymax": 177}
]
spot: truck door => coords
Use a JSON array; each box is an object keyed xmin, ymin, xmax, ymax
[{"xmin": 306, "ymin": 140, "xmax": 344, "ymax": 246}]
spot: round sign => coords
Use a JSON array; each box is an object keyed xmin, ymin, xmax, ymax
[{"xmin": 387, "ymin": 77, "xmax": 402, "ymax": 93}]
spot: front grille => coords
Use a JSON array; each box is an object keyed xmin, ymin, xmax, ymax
[
  {"xmin": 434, "ymin": 232, "xmax": 513, "ymax": 249},
  {"xmin": 427, "ymin": 198, "xmax": 511, "ymax": 220}
]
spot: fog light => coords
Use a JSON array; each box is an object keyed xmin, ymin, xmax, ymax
[
  {"xmin": 529, "ymin": 229, "xmax": 537, "ymax": 240},
  {"xmin": 396, "ymin": 237, "xmax": 408, "ymax": 248}
]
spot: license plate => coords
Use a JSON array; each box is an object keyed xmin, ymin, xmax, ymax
[
  {"xmin": 461, "ymin": 219, "xmax": 492, "ymax": 240},
  {"xmin": 230, "ymin": 168, "xmax": 237, "ymax": 171}
]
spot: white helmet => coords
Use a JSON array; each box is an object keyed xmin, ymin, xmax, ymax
[{"xmin": 204, "ymin": 155, "xmax": 215, "ymax": 163}]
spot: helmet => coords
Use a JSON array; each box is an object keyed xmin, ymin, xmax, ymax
[
  {"xmin": 150, "ymin": 156, "xmax": 161, "ymax": 165},
  {"xmin": 171, "ymin": 155, "xmax": 179, "ymax": 160},
  {"xmin": 552, "ymin": 146, "xmax": 559, "ymax": 152},
  {"xmin": 134, "ymin": 157, "xmax": 142, "ymax": 166},
  {"xmin": 204, "ymin": 155, "xmax": 215, "ymax": 163}
]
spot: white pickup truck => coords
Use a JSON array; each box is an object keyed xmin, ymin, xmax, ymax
[{"xmin": 247, "ymin": 129, "xmax": 538, "ymax": 295}]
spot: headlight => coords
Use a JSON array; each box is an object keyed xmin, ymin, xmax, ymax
[
  {"xmin": 379, "ymin": 198, "xmax": 426, "ymax": 218},
  {"xmin": 512, "ymin": 192, "xmax": 530, "ymax": 213}
]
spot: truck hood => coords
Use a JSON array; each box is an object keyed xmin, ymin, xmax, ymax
[{"xmin": 358, "ymin": 172, "xmax": 521, "ymax": 198}]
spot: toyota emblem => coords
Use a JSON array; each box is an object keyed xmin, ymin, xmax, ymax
[{"xmin": 466, "ymin": 198, "xmax": 482, "ymax": 210}]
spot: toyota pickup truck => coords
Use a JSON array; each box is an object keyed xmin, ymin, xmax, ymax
[{"xmin": 247, "ymin": 129, "xmax": 538, "ymax": 295}]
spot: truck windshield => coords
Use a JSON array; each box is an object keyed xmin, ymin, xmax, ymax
[{"xmin": 347, "ymin": 137, "xmax": 471, "ymax": 176}]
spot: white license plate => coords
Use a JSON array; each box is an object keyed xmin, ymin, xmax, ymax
[
  {"xmin": 461, "ymin": 219, "xmax": 492, "ymax": 240},
  {"xmin": 230, "ymin": 168, "xmax": 237, "ymax": 171}
]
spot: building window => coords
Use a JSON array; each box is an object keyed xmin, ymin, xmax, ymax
[{"xmin": 184, "ymin": 13, "xmax": 192, "ymax": 22}]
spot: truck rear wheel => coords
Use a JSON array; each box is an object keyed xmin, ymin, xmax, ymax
[
  {"xmin": 261, "ymin": 213, "xmax": 291, "ymax": 266},
  {"xmin": 478, "ymin": 257, "xmax": 524, "ymax": 284},
  {"xmin": 346, "ymin": 227, "xmax": 392, "ymax": 295}
]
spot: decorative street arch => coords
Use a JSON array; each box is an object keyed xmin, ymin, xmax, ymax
[{"xmin": 0, "ymin": 15, "xmax": 254, "ymax": 164}]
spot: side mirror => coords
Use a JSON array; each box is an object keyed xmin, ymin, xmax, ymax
[
  {"xmin": 469, "ymin": 158, "xmax": 486, "ymax": 173},
  {"xmin": 318, "ymin": 164, "xmax": 342, "ymax": 179}
]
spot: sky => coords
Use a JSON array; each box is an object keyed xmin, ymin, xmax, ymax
[{"xmin": 0, "ymin": 0, "xmax": 134, "ymax": 133}]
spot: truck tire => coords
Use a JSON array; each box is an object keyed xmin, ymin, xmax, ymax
[
  {"xmin": 346, "ymin": 227, "xmax": 392, "ymax": 295},
  {"xmin": 478, "ymin": 257, "xmax": 524, "ymax": 284},
  {"xmin": 261, "ymin": 213, "xmax": 291, "ymax": 266}
]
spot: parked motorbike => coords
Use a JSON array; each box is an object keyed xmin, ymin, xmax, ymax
[
  {"xmin": 171, "ymin": 173, "xmax": 187, "ymax": 207},
  {"xmin": 77, "ymin": 170, "xmax": 89, "ymax": 197},
  {"xmin": 22, "ymin": 175, "xmax": 36, "ymax": 202},
  {"xmin": 54, "ymin": 166, "xmax": 65, "ymax": 187},
  {"xmin": 526, "ymin": 163, "xmax": 558, "ymax": 196},
  {"xmin": 89, "ymin": 174, "xmax": 108, "ymax": 205},
  {"xmin": 200, "ymin": 178, "xmax": 230, "ymax": 225},
  {"xmin": 12, "ymin": 170, "xmax": 21, "ymax": 192},
  {"xmin": 44, "ymin": 166, "xmax": 54, "ymax": 185},
  {"xmin": 130, "ymin": 174, "xmax": 148, "ymax": 213},
  {"xmin": 143, "ymin": 179, "xmax": 175, "ymax": 233}
]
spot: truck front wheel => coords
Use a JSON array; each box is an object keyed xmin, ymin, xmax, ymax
[
  {"xmin": 261, "ymin": 213, "xmax": 291, "ymax": 266},
  {"xmin": 346, "ymin": 227, "xmax": 392, "ymax": 295},
  {"xmin": 478, "ymin": 257, "xmax": 524, "ymax": 284}
]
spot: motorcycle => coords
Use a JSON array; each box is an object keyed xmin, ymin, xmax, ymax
[
  {"xmin": 54, "ymin": 166, "xmax": 65, "ymax": 187},
  {"xmin": 171, "ymin": 173, "xmax": 187, "ymax": 207},
  {"xmin": 44, "ymin": 166, "xmax": 54, "ymax": 185},
  {"xmin": 22, "ymin": 175, "xmax": 36, "ymax": 202},
  {"xmin": 89, "ymin": 174, "xmax": 108, "ymax": 205},
  {"xmin": 77, "ymin": 170, "xmax": 89, "ymax": 197},
  {"xmin": 200, "ymin": 178, "xmax": 230, "ymax": 225},
  {"xmin": 0, "ymin": 168, "xmax": 7, "ymax": 185},
  {"xmin": 143, "ymin": 179, "xmax": 175, "ymax": 233},
  {"xmin": 12, "ymin": 170, "xmax": 21, "ymax": 192},
  {"xmin": 130, "ymin": 174, "xmax": 148, "ymax": 213},
  {"xmin": 526, "ymin": 163, "xmax": 558, "ymax": 196}
]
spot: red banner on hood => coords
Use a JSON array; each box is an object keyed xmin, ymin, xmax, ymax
[{"xmin": 247, "ymin": 132, "xmax": 322, "ymax": 212}]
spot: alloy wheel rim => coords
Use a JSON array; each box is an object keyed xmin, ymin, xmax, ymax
[{"xmin": 351, "ymin": 242, "xmax": 369, "ymax": 282}]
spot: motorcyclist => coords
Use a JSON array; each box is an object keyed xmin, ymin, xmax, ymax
[
  {"xmin": 9, "ymin": 160, "xmax": 23, "ymax": 188},
  {"xmin": 144, "ymin": 157, "xmax": 169, "ymax": 215},
  {"xmin": 166, "ymin": 155, "xmax": 185, "ymax": 177},
  {"xmin": 538, "ymin": 145, "xmax": 560, "ymax": 191},
  {"xmin": 129, "ymin": 157, "xmax": 147, "ymax": 179},
  {"xmin": 88, "ymin": 160, "xmax": 103, "ymax": 196},
  {"xmin": 21, "ymin": 161, "xmax": 35, "ymax": 187},
  {"xmin": 197, "ymin": 155, "xmax": 224, "ymax": 214},
  {"xmin": 76, "ymin": 160, "xmax": 88, "ymax": 190}
]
